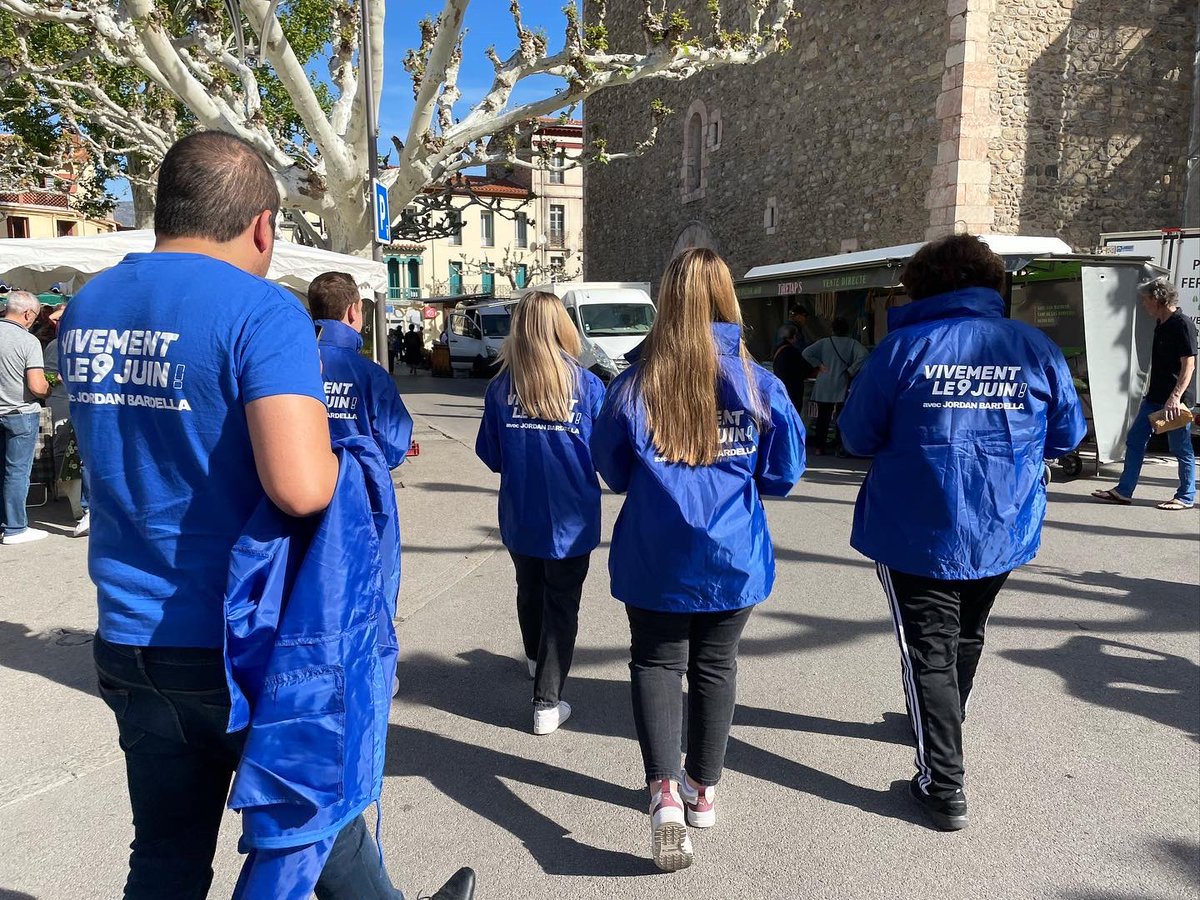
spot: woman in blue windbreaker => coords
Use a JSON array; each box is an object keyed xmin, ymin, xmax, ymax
[
  {"xmin": 475, "ymin": 291, "xmax": 605, "ymax": 737},
  {"xmin": 591, "ymin": 249, "xmax": 805, "ymax": 872},
  {"xmin": 839, "ymin": 234, "xmax": 1086, "ymax": 833}
]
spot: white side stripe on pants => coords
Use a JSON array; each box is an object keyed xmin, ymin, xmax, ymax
[{"xmin": 876, "ymin": 562, "xmax": 933, "ymax": 793}]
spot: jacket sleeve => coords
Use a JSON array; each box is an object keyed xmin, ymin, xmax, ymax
[
  {"xmin": 801, "ymin": 340, "xmax": 824, "ymax": 368},
  {"xmin": 839, "ymin": 337, "xmax": 900, "ymax": 458},
  {"xmin": 755, "ymin": 378, "xmax": 807, "ymax": 497},
  {"xmin": 591, "ymin": 386, "xmax": 635, "ymax": 494},
  {"xmin": 372, "ymin": 373, "xmax": 414, "ymax": 469},
  {"xmin": 1042, "ymin": 343, "xmax": 1088, "ymax": 459},
  {"xmin": 474, "ymin": 387, "xmax": 503, "ymax": 474}
]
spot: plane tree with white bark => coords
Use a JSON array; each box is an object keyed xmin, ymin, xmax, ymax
[{"xmin": 0, "ymin": 0, "xmax": 796, "ymax": 256}]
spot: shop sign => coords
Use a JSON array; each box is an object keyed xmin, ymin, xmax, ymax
[
  {"xmin": 422, "ymin": 305, "xmax": 438, "ymax": 320},
  {"xmin": 776, "ymin": 281, "xmax": 804, "ymax": 295}
]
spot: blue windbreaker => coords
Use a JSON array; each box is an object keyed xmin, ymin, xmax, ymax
[
  {"xmin": 839, "ymin": 287, "xmax": 1087, "ymax": 580},
  {"xmin": 222, "ymin": 436, "xmax": 400, "ymax": 900},
  {"xmin": 475, "ymin": 366, "xmax": 606, "ymax": 559},
  {"xmin": 591, "ymin": 323, "xmax": 806, "ymax": 612},
  {"xmin": 316, "ymin": 319, "xmax": 414, "ymax": 469}
]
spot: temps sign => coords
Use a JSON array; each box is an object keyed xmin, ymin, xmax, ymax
[{"xmin": 373, "ymin": 179, "xmax": 390, "ymax": 244}]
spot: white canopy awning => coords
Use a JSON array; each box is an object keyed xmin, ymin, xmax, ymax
[{"xmin": 0, "ymin": 229, "xmax": 387, "ymax": 297}]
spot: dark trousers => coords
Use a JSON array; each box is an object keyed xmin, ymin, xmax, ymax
[
  {"xmin": 812, "ymin": 402, "xmax": 841, "ymax": 452},
  {"xmin": 511, "ymin": 551, "xmax": 590, "ymax": 707},
  {"xmin": 93, "ymin": 636, "xmax": 402, "ymax": 900},
  {"xmin": 626, "ymin": 604, "xmax": 753, "ymax": 787},
  {"xmin": 876, "ymin": 564, "xmax": 1009, "ymax": 800}
]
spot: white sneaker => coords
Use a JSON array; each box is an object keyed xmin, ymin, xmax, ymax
[
  {"xmin": 533, "ymin": 701, "xmax": 571, "ymax": 735},
  {"xmin": 73, "ymin": 512, "xmax": 91, "ymax": 538},
  {"xmin": 526, "ymin": 657, "xmax": 537, "ymax": 679},
  {"xmin": 2, "ymin": 527, "xmax": 49, "ymax": 545},
  {"xmin": 649, "ymin": 781, "xmax": 694, "ymax": 872},
  {"xmin": 679, "ymin": 771, "xmax": 717, "ymax": 828}
]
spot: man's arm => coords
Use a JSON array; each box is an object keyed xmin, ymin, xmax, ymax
[
  {"xmin": 246, "ymin": 394, "xmax": 339, "ymax": 517},
  {"xmin": 25, "ymin": 366, "xmax": 49, "ymax": 399},
  {"xmin": 1163, "ymin": 355, "xmax": 1196, "ymax": 421}
]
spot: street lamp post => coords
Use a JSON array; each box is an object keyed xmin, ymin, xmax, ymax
[{"xmin": 360, "ymin": 0, "xmax": 389, "ymax": 365}]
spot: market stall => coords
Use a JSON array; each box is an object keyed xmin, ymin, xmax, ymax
[{"xmin": 735, "ymin": 236, "xmax": 1167, "ymax": 472}]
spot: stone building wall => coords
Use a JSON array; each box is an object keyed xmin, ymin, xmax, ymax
[
  {"xmin": 584, "ymin": 0, "xmax": 948, "ymax": 287},
  {"xmin": 586, "ymin": 0, "xmax": 1197, "ymax": 284},
  {"xmin": 987, "ymin": 0, "xmax": 1195, "ymax": 249}
]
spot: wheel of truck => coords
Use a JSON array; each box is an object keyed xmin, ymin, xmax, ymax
[{"xmin": 1059, "ymin": 453, "xmax": 1083, "ymax": 480}]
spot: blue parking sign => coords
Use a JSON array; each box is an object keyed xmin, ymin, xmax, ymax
[{"xmin": 373, "ymin": 179, "xmax": 390, "ymax": 244}]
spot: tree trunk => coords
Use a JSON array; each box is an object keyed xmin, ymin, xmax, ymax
[{"xmin": 127, "ymin": 154, "xmax": 157, "ymax": 229}]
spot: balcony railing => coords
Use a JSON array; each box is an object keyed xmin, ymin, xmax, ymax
[
  {"xmin": 388, "ymin": 286, "xmax": 421, "ymax": 301},
  {"xmin": 548, "ymin": 229, "xmax": 566, "ymax": 248}
]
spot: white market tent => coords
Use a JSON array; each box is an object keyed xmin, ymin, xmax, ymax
[{"xmin": 0, "ymin": 229, "xmax": 387, "ymax": 297}]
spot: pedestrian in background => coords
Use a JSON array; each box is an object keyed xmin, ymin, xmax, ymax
[
  {"xmin": 775, "ymin": 304, "xmax": 810, "ymax": 351},
  {"xmin": 802, "ymin": 317, "xmax": 868, "ymax": 456},
  {"xmin": 591, "ymin": 248, "xmax": 805, "ymax": 872},
  {"xmin": 771, "ymin": 322, "xmax": 808, "ymax": 416},
  {"xmin": 1092, "ymin": 276, "xmax": 1196, "ymax": 510},
  {"xmin": 41, "ymin": 301, "xmax": 90, "ymax": 536},
  {"xmin": 311, "ymin": 272, "xmax": 414, "ymax": 470},
  {"xmin": 404, "ymin": 323, "xmax": 424, "ymax": 375},
  {"xmin": 475, "ymin": 291, "xmax": 605, "ymax": 736},
  {"xmin": 0, "ymin": 290, "xmax": 51, "ymax": 545},
  {"xmin": 839, "ymin": 234, "xmax": 1086, "ymax": 832}
]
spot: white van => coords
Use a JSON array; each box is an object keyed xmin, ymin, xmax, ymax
[
  {"xmin": 518, "ymin": 282, "xmax": 656, "ymax": 382},
  {"xmin": 445, "ymin": 301, "xmax": 515, "ymax": 376}
]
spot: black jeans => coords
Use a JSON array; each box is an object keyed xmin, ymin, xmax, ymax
[
  {"xmin": 875, "ymin": 564, "xmax": 1009, "ymax": 800},
  {"xmin": 511, "ymin": 551, "xmax": 590, "ymax": 707},
  {"xmin": 93, "ymin": 636, "xmax": 402, "ymax": 900},
  {"xmin": 812, "ymin": 401, "xmax": 842, "ymax": 452},
  {"xmin": 626, "ymin": 604, "xmax": 754, "ymax": 787}
]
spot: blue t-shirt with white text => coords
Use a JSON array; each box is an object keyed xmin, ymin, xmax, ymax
[{"xmin": 60, "ymin": 252, "xmax": 326, "ymax": 647}]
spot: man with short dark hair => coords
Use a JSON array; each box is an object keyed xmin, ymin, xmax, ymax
[
  {"xmin": 61, "ymin": 132, "xmax": 471, "ymax": 900},
  {"xmin": 775, "ymin": 305, "xmax": 810, "ymax": 351},
  {"xmin": 0, "ymin": 290, "xmax": 51, "ymax": 544},
  {"xmin": 1093, "ymin": 276, "xmax": 1196, "ymax": 510},
  {"xmin": 310, "ymin": 271, "xmax": 413, "ymax": 470},
  {"xmin": 840, "ymin": 234, "xmax": 1086, "ymax": 831}
]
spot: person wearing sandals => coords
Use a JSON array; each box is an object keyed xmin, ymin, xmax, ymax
[
  {"xmin": 591, "ymin": 249, "xmax": 805, "ymax": 871},
  {"xmin": 1092, "ymin": 276, "xmax": 1196, "ymax": 511},
  {"xmin": 475, "ymin": 291, "xmax": 606, "ymax": 736},
  {"xmin": 839, "ymin": 234, "xmax": 1086, "ymax": 832}
]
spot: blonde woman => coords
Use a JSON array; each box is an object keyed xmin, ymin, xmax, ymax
[
  {"xmin": 591, "ymin": 249, "xmax": 806, "ymax": 871},
  {"xmin": 475, "ymin": 291, "xmax": 606, "ymax": 735}
]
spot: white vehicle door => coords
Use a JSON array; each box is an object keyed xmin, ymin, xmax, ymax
[{"xmin": 447, "ymin": 313, "xmax": 483, "ymax": 371}]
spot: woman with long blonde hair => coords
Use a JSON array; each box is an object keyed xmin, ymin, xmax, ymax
[
  {"xmin": 592, "ymin": 248, "xmax": 805, "ymax": 871},
  {"xmin": 475, "ymin": 290, "xmax": 606, "ymax": 735}
]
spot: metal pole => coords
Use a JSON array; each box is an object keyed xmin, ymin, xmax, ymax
[{"xmin": 360, "ymin": 0, "xmax": 389, "ymax": 365}]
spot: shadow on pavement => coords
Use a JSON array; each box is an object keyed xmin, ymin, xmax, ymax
[
  {"xmin": 0, "ymin": 890, "xmax": 38, "ymax": 899},
  {"xmin": 734, "ymin": 705, "xmax": 910, "ymax": 746},
  {"xmin": 411, "ymin": 482, "xmax": 497, "ymax": 495},
  {"xmin": 1002, "ymin": 636, "xmax": 1200, "ymax": 741},
  {"xmin": 384, "ymin": 723, "xmax": 655, "ymax": 877},
  {"xmin": 1060, "ymin": 837, "xmax": 1199, "ymax": 897},
  {"xmin": 0, "ymin": 620, "xmax": 96, "ymax": 697}
]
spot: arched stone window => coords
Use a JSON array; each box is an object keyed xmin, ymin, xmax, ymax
[{"xmin": 681, "ymin": 100, "xmax": 708, "ymax": 203}]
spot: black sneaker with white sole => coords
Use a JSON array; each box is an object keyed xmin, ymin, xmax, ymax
[{"xmin": 909, "ymin": 776, "xmax": 968, "ymax": 831}]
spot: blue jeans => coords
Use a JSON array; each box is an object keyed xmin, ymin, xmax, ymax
[
  {"xmin": 1, "ymin": 411, "xmax": 41, "ymax": 537},
  {"xmin": 1116, "ymin": 400, "xmax": 1196, "ymax": 505},
  {"xmin": 94, "ymin": 636, "xmax": 403, "ymax": 900}
]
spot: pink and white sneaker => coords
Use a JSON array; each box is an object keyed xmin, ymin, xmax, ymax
[
  {"xmin": 648, "ymin": 780, "xmax": 694, "ymax": 872},
  {"xmin": 679, "ymin": 772, "xmax": 716, "ymax": 828}
]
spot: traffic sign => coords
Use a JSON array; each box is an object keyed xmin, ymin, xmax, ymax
[{"xmin": 372, "ymin": 179, "xmax": 390, "ymax": 244}]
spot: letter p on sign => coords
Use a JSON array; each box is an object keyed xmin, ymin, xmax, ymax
[{"xmin": 373, "ymin": 179, "xmax": 390, "ymax": 244}]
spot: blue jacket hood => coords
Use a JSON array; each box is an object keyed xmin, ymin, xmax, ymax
[
  {"xmin": 592, "ymin": 324, "xmax": 806, "ymax": 613},
  {"xmin": 839, "ymin": 296, "xmax": 1087, "ymax": 580},
  {"xmin": 475, "ymin": 366, "xmax": 606, "ymax": 559},
  {"xmin": 222, "ymin": 437, "xmax": 400, "ymax": 898},
  {"xmin": 887, "ymin": 287, "xmax": 1005, "ymax": 332},
  {"xmin": 316, "ymin": 318, "xmax": 364, "ymax": 351}
]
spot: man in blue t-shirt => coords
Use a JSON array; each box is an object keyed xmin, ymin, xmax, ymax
[
  {"xmin": 63, "ymin": 133, "xmax": 472, "ymax": 900},
  {"xmin": 309, "ymin": 271, "xmax": 414, "ymax": 469}
]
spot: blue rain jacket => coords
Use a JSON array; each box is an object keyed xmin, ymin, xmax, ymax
[
  {"xmin": 839, "ymin": 287, "xmax": 1086, "ymax": 580},
  {"xmin": 317, "ymin": 319, "xmax": 414, "ymax": 469},
  {"xmin": 475, "ymin": 366, "xmax": 606, "ymax": 559},
  {"xmin": 222, "ymin": 436, "xmax": 400, "ymax": 900},
  {"xmin": 591, "ymin": 323, "xmax": 806, "ymax": 612}
]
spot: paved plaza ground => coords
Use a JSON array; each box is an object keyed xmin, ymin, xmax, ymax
[{"xmin": 1, "ymin": 374, "xmax": 1197, "ymax": 900}]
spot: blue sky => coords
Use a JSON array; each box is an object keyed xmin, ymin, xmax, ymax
[{"xmin": 378, "ymin": 0, "xmax": 577, "ymax": 151}]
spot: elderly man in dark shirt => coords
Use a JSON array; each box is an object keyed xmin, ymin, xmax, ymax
[{"xmin": 1093, "ymin": 276, "xmax": 1197, "ymax": 510}]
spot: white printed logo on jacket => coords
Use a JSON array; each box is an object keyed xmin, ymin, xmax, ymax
[{"xmin": 921, "ymin": 364, "xmax": 1029, "ymax": 412}]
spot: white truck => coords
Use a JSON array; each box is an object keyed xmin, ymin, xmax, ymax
[
  {"xmin": 1101, "ymin": 228, "xmax": 1199, "ymax": 403},
  {"xmin": 446, "ymin": 282, "xmax": 656, "ymax": 380}
]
